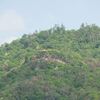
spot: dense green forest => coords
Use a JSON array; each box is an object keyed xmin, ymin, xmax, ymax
[{"xmin": 0, "ymin": 24, "xmax": 100, "ymax": 100}]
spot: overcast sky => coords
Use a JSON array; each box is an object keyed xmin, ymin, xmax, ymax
[{"xmin": 0, "ymin": 0, "xmax": 100, "ymax": 45}]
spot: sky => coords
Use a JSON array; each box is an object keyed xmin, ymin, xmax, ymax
[{"xmin": 0, "ymin": 0, "xmax": 100, "ymax": 45}]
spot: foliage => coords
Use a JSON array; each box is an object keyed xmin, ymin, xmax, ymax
[{"xmin": 0, "ymin": 24, "xmax": 100, "ymax": 100}]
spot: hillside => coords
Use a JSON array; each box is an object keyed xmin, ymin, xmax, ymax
[{"xmin": 0, "ymin": 24, "xmax": 100, "ymax": 100}]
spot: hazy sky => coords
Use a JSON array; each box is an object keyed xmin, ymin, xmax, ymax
[{"xmin": 0, "ymin": 0, "xmax": 100, "ymax": 44}]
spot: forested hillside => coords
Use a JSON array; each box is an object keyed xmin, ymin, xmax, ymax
[{"xmin": 0, "ymin": 24, "xmax": 100, "ymax": 100}]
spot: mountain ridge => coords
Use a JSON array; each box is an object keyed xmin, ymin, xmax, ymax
[{"xmin": 0, "ymin": 24, "xmax": 100, "ymax": 100}]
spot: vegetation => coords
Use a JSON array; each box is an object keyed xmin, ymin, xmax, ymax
[{"xmin": 0, "ymin": 24, "xmax": 100, "ymax": 100}]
